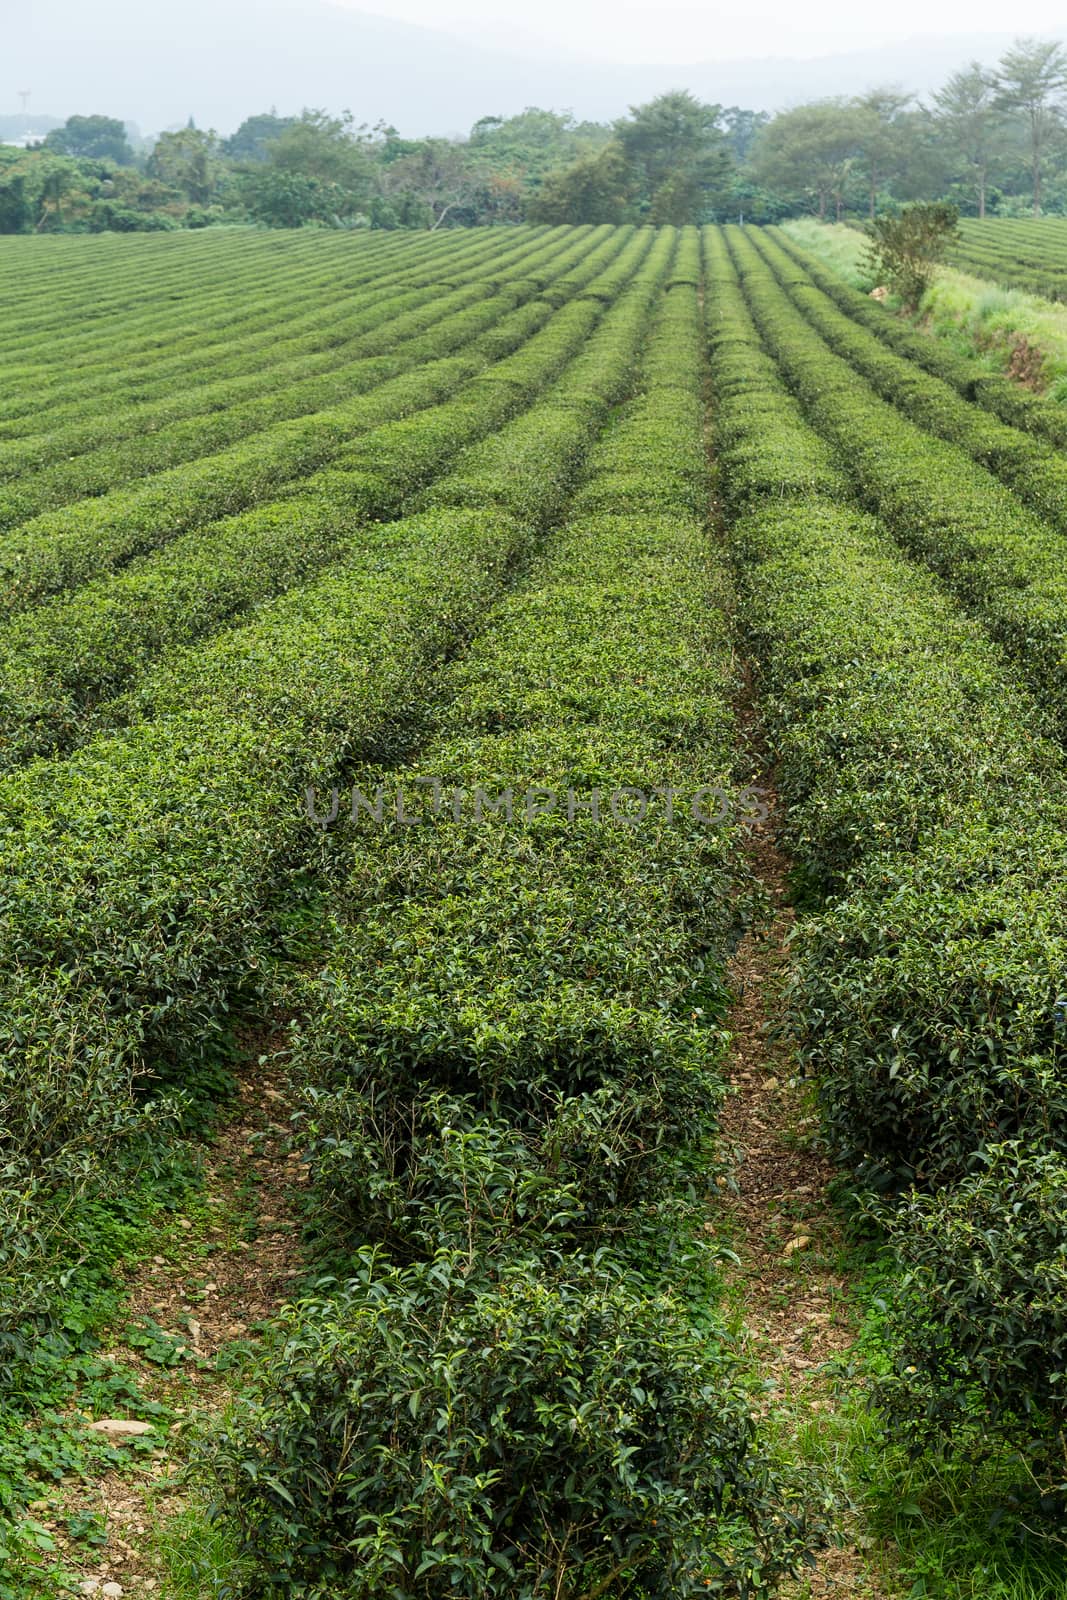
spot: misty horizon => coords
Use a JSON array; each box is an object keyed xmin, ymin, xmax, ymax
[{"xmin": 5, "ymin": 1, "xmax": 1062, "ymax": 138}]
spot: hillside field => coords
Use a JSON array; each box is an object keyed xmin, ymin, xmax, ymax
[{"xmin": 4, "ymin": 223, "xmax": 1067, "ymax": 1598}]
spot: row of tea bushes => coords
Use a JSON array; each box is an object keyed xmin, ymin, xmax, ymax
[
  {"xmin": 0, "ymin": 226, "xmax": 565, "ymax": 427},
  {"xmin": 0, "ymin": 224, "xmax": 481, "ymax": 376},
  {"xmin": 204, "ymin": 230, "xmax": 817, "ymax": 1599},
  {"xmin": 0, "ymin": 229, "xmax": 418, "ymax": 400},
  {"xmin": 710, "ymin": 223, "xmax": 1067, "ymax": 1481},
  {"xmin": 950, "ymin": 216, "xmax": 1067, "ymax": 300},
  {"xmin": 0, "ymin": 231, "xmax": 642, "ymax": 617},
  {"xmin": 0, "ymin": 229, "xmax": 669, "ymax": 1370},
  {"xmin": 768, "ymin": 226, "xmax": 1067, "ymax": 447},
  {"xmin": 0, "ymin": 227, "xmax": 583, "ymax": 488},
  {"xmin": 749, "ymin": 227, "xmax": 1067, "ymax": 528},
  {"xmin": 726, "ymin": 226, "xmax": 1067, "ymax": 743}
]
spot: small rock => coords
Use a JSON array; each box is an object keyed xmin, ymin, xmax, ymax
[
  {"xmin": 101, "ymin": 1585, "xmax": 125, "ymax": 1599},
  {"xmin": 177, "ymin": 1217, "xmax": 192, "ymax": 1230},
  {"xmin": 783, "ymin": 1236, "xmax": 811, "ymax": 1257},
  {"xmin": 88, "ymin": 1418, "xmax": 155, "ymax": 1438},
  {"xmin": 79, "ymin": 1582, "xmax": 101, "ymax": 1597}
]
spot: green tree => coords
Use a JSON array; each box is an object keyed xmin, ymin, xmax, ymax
[
  {"xmin": 44, "ymin": 114, "xmax": 133, "ymax": 165},
  {"xmin": 614, "ymin": 90, "xmax": 732, "ymax": 220},
  {"xmin": 749, "ymin": 101, "xmax": 863, "ymax": 220},
  {"xmin": 465, "ymin": 108, "xmax": 608, "ymax": 219},
  {"xmin": 147, "ymin": 127, "xmax": 219, "ymax": 206},
  {"xmin": 222, "ymin": 112, "xmax": 297, "ymax": 163},
  {"xmin": 525, "ymin": 142, "xmax": 632, "ymax": 224},
  {"xmin": 932, "ymin": 63, "xmax": 1001, "ymax": 218},
  {"xmin": 240, "ymin": 169, "xmax": 347, "ymax": 227},
  {"xmin": 0, "ymin": 149, "xmax": 31, "ymax": 233},
  {"xmin": 852, "ymin": 88, "xmax": 912, "ymax": 219},
  {"xmin": 719, "ymin": 106, "xmax": 770, "ymax": 162},
  {"xmin": 381, "ymin": 139, "xmax": 479, "ymax": 229},
  {"xmin": 865, "ymin": 201, "xmax": 960, "ymax": 308},
  {"xmin": 32, "ymin": 156, "xmax": 91, "ymax": 232},
  {"xmin": 995, "ymin": 36, "xmax": 1067, "ymax": 214},
  {"xmin": 270, "ymin": 109, "xmax": 375, "ymax": 202}
]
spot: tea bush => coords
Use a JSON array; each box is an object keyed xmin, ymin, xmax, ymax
[{"xmin": 207, "ymin": 1252, "xmax": 817, "ymax": 1600}]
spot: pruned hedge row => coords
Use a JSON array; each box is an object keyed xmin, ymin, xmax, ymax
[
  {"xmin": 950, "ymin": 216, "xmax": 1067, "ymax": 300},
  {"xmin": 0, "ymin": 227, "xmax": 589, "ymax": 498},
  {"xmin": 704, "ymin": 232, "xmax": 847, "ymax": 511},
  {"xmin": 0, "ymin": 280, "xmax": 538, "ymax": 529},
  {"xmin": 0, "ymin": 228, "xmax": 607, "ymax": 528},
  {"xmin": 292, "ymin": 230, "xmax": 720, "ymax": 1252},
  {"xmin": 203, "ymin": 234, "xmax": 819, "ymax": 1598},
  {"xmin": 0, "ymin": 508, "xmax": 530, "ymax": 1335},
  {"xmin": 726, "ymin": 226, "xmax": 1067, "ymax": 741},
  {"xmin": 708, "ymin": 223, "xmax": 1067, "ymax": 1471},
  {"xmin": 768, "ymin": 224, "xmax": 1067, "ymax": 447},
  {"xmin": 0, "ymin": 228, "xmax": 423, "ymax": 398},
  {"xmin": 0, "ymin": 230, "xmax": 642, "ymax": 619},
  {"xmin": 877, "ymin": 1145, "xmax": 1067, "ymax": 1463},
  {"xmin": 0, "ymin": 225, "xmax": 663, "ymax": 1341},
  {"xmin": 206, "ymin": 1252, "xmax": 811, "ymax": 1600},
  {"xmin": 0, "ymin": 227, "xmax": 567, "ymax": 432},
  {"xmin": 0, "ymin": 224, "xmax": 517, "ymax": 381},
  {"xmin": 750, "ymin": 226, "xmax": 1067, "ymax": 525}
]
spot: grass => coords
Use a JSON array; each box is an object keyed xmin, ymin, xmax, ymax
[
  {"xmin": 796, "ymin": 1254, "xmax": 1067, "ymax": 1600},
  {"xmin": 778, "ymin": 218, "xmax": 876, "ymax": 291},
  {"xmin": 779, "ymin": 216, "xmax": 1067, "ymax": 395},
  {"xmin": 922, "ymin": 268, "xmax": 1067, "ymax": 397},
  {"xmin": 0, "ymin": 1150, "xmax": 206, "ymax": 1599},
  {"xmin": 150, "ymin": 1504, "xmax": 253, "ymax": 1599}
]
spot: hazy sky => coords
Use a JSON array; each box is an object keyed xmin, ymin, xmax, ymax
[
  {"xmin": 343, "ymin": 0, "xmax": 1067, "ymax": 62},
  {"xmin": 7, "ymin": 0, "xmax": 1066, "ymax": 135}
]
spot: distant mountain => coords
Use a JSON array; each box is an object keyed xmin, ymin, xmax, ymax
[{"xmin": 1, "ymin": 1, "xmax": 1039, "ymax": 138}]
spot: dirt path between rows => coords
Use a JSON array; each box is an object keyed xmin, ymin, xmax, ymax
[
  {"xmin": 33, "ymin": 1051, "xmax": 304, "ymax": 1598},
  {"xmin": 719, "ymin": 676, "xmax": 895, "ymax": 1599}
]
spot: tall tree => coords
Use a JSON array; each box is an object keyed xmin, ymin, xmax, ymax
[
  {"xmin": 526, "ymin": 143, "xmax": 632, "ymax": 224},
  {"xmin": 222, "ymin": 112, "xmax": 297, "ymax": 164},
  {"xmin": 719, "ymin": 106, "xmax": 770, "ymax": 162},
  {"xmin": 381, "ymin": 139, "xmax": 477, "ymax": 229},
  {"xmin": 932, "ymin": 63, "xmax": 1000, "ymax": 218},
  {"xmin": 995, "ymin": 36, "xmax": 1067, "ymax": 214},
  {"xmin": 614, "ymin": 90, "xmax": 732, "ymax": 220},
  {"xmin": 852, "ymin": 88, "xmax": 912, "ymax": 219},
  {"xmin": 44, "ymin": 115, "xmax": 133, "ymax": 165},
  {"xmin": 147, "ymin": 128, "xmax": 219, "ymax": 207},
  {"xmin": 269, "ymin": 109, "xmax": 375, "ymax": 199},
  {"xmin": 749, "ymin": 101, "xmax": 863, "ymax": 220}
]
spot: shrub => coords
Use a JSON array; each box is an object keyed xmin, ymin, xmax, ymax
[
  {"xmin": 864, "ymin": 202, "xmax": 960, "ymax": 309},
  {"xmin": 878, "ymin": 1145, "xmax": 1067, "ymax": 1482},
  {"xmin": 205, "ymin": 1251, "xmax": 818, "ymax": 1599}
]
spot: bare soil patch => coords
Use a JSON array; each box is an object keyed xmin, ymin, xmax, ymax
[
  {"xmin": 716, "ymin": 680, "xmax": 895, "ymax": 1599},
  {"xmin": 29, "ymin": 1045, "xmax": 304, "ymax": 1597}
]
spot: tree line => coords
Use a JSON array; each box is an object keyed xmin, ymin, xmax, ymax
[{"xmin": 3, "ymin": 36, "xmax": 1067, "ymax": 234}]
